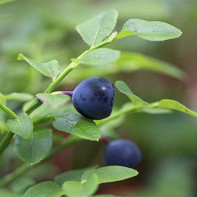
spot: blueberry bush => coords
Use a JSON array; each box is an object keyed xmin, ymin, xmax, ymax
[{"xmin": 0, "ymin": 2, "xmax": 196, "ymax": 197}]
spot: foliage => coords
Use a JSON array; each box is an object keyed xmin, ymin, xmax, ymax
[{"xmin": 0, "ymin": 6, "xmax": 196, "ymax": 197}]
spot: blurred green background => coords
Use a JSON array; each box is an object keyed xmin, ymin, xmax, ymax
[{"xmin": 0, "ymin": 0, "xmax": 197, "ymax": 196}]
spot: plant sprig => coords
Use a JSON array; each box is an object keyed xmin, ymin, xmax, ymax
[
  {"xmin": 0, "ymin": 29, "xmax": 118, "ymax": 155},
  {"xmin": 0, "ymin": 9, "xmax": 193, "ymax": 197}
]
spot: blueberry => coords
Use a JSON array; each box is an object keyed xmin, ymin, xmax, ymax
[
  {"xmin": 72, "ymin": 77, "xmax": 114, "ymax": 120},
  {"xmin": 104, "ymin": 139, "xmax": 141, "ymax": 168}
]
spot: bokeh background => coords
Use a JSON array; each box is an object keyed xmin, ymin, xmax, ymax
[{"xmin": 0, "ymin": 0, "xmax": 197, "ymax": 196}]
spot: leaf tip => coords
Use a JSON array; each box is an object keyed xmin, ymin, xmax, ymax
[
  {"xmin": 178, "ymin": 29, "xmax": 183, "ymax": 37},
  {"xmin": 135, "ymin": 169, "xmax": 139, "ymax": 176},
  {"xmin": 17, "ymin": 53, "xmax": 24, "ymax": 60}
]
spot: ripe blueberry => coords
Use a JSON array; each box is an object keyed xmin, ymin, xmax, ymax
[
  {"xmin": 104, "ymin": 139, "xmax": 141, "ymax": 168},
  {"xmin": 72, "ymin": 77, "xmax": 114, "ymax": 120}
]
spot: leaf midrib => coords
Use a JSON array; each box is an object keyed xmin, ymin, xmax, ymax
[{"xmin": 91, "ymin": 14, "xmax": 105, "ymax": 47}]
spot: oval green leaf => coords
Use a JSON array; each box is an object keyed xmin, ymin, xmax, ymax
[
  {"xmin": 7, "ymin": 112, "xmax": 33, "ymax": 139},
  {"xmin": 82, "ymin": 166, "xmax": 138, "ymax": 184},
  {"xmin": 18, "ymin": 53, "xmax": 60, "ymax": 80},
  {"xmin": 116, "ymin": 19, "xmax": 182, "ymax": 41},
  {"xmin": 155, "ymin": 99, "xmax": 197, "ymax": 118},
  {"xmin": 23, "ymin": 181, "xmax": 63, "ymax": 197},
  {"xmin": 14, "ymin": 128, "xmax": 53, "ymax": 164},
  {"xmin": 63, "ymin": 174, "xmax": 99, "ymax": 197},
  {"xmin": 53, "ymin": 113, "xmax": 101, "ymax": 141},
  {"xmin": 76, "ymin": 10, "xmax": 118, "ymax": 46}
]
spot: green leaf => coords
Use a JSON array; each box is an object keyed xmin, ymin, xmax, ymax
[
  {"xmin": 115, "ymin": 52, "xmax": 184, "ymax": 80},
  {"xmin": 7, "ymin": 112, "xmax": 33, "ymax": 139},
  {"xmin": 53, "ymin": 113, "xmax": 101, "ymax": 141},
  {"xmin": 76, "ymin": 9, "xmax": 118, "ymax": 46},
  {"xmin": 23, "ymin": 181, "xmax": 63, "ymax": 197},
  {"xmin": 18, "ymin": 53, "xmax": 60, "ymax": 80},
  {"xmin": 5, "ymin": 92, "xmax": 33, "ymax": 102},
  {"xmin": 55, "ymin": 166, "xmax": 97, "ymax": 186},
  {"xmin": 73, "ymin": 48, "xmax": 120, "ymax": 66},
  {"xmin": 153, "ymin": 99, "xmax": 197, "ymax": 118},
  {"xmin": 82, "ymin": 166, "xmax": 138, "ymax": 183},
  {"xmin": 0, "ymin": 92, "xmax": 7, "ymax": 106},
  {"xmin": 11, "ymin": 177, "xmax": 35, "ymax": 195},
  {"xmin": 116, "ymin": 19, "xmax": 182, "ymax": 41},
  {"xmin": 36, "ymin": 93, "xmax": 70, "ymax": 108},
  {"xmin": 0, "ymin": 189, "xmax": 21, "ymax": 197},
  {"xmin": 115, "ymin": 81, "xmax": 148, "ymax": 106},
  {"xmin": 14, "ymin": 128, "xmax": 53, "ymax": 164},
  {"xmin": 116, "ymin": 81, "xmax": 197, "ymax": 119},
  {"xmin": 0, "ymin": 0, "xmax": 14, "ymax": 5},
  {"xmin": 140, "ymin": 107, "xmax": 172, "ymax": 114},
  {"xmin": 63, "ymin": 174, "xmax": 99, "ymax": 197},
  {"xmin": 32, "ymin": 115, "xmax": 55, "ymax": 126}
]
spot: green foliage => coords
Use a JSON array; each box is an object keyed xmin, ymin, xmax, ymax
[
  {"xmin": 5, "ymin": 93, "xmax": 33, "ymax": 102},
  {"xmin": 7, "ymin": 112, "xmax": 33, "ymax": 139},
  {"xmin": 76, "ymin": 9, "xmax": 118, "ymax": 46},
  {"xmin": 55, "ymin": 166, "xmax": 138, "ymax": 196},
  {"xmin": 18, "ymin": 54, "xmax": 61, "ymax": 80},
  {"xmin": 73, "ymin": 48, "xmax": 120, "ymax": 66},
  {"xmin": 32, "ymin": 115, "xmax": 55, "ymax": 126},
  {"xmin": 115, "ymin": 80, "xmax": 197, "ymax": 119},
  {"xmin": 69, "ymin": 51, "xmax": 184, "ymax": 82},
  {"xmin": 63, "ymin": 174, "xmax": 99, "ymax": 197},
  {"xmin": 0, "ymin": 7, "xmax": 196, "ymax": 197},
  {"xmin": 55, "ymin": 166, "xmax": 97, "ymax": 186},
  {"xmin": 23, "ymin": 181, "xmax": 63, "ymax": 197},
  {"xmin": 115, "ymin": 81, "xmax": 147, "ymax": 106},
  {"xmin": 36, "ymin": 93, "xmax": 70, "ymax": 108},
  {"xmin": 153, "ymin": 99, "xmax": 197, "ymax": 118},
  {"xmin": 115, "ymin": 52, "xmax": 184, "ymax": 80},
  {"xmin": 116, "ymin": 19, "xmax": 182, "ymax": 41},
  {"xmin": 82, "ymin": 166, "xmax": 138, "ymax": 183},
  {"xmin": 14, "ymin": 128, "xmax": 53, "ymax": 164},
  {"xmin": 11, "ymin": 177, "xmax": 35, "ymax": 195},
  {"xmin": 53, "ymin": 113, "xmax": 101, "ymax": 141}
]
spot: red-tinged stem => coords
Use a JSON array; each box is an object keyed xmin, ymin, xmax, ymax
[
  {"xmin": 61, "ymin": 91, "xmax": 73, "ymax": 97},
  {"xmin": 100, "ymin": 136, "xmax": 109, "ymax": 144}
]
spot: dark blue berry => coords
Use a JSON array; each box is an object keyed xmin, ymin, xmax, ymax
[
  {"xmin": 72, "ymin": 77, "xmax": 114, "ymax": 120},
  {"xmin": 104, "ymin": 139, "xmax": 141, "ymax": 168}
]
